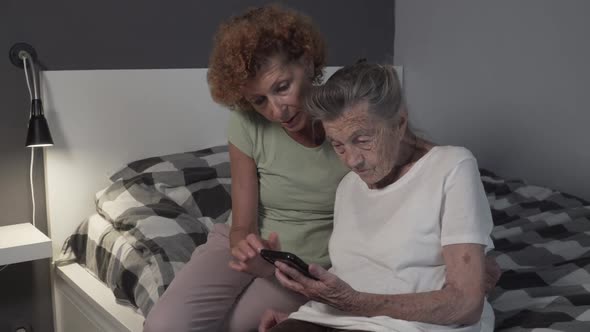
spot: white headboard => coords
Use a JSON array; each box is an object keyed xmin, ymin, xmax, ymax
[{"xmin": 42, "ymin": 66, "xmax": 356, "ymax": 257}]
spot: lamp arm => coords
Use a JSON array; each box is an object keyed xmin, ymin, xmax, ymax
[{"xmin": 20, "ymin": 51, "xmax": 41, "ymax": 100}]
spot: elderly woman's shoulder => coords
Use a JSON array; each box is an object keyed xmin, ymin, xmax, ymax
[
  {"xmin": 431, "ymin": 145, "xmax": 476, "ymax": 161},
  {"xmin": 426, "ymin": 145, "xmax": 479, "ymax": 173}
]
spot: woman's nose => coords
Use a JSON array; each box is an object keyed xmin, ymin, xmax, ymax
[
  {"xmin": 345, "ymin": 149, "xmax": 364, "ymax": 169},
  {"xmin": 269, "ymin": 98, "xmax": 288, "ymax": 121}
]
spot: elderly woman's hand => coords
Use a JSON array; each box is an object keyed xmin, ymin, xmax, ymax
[
  {"xmin": 258, "ymin": 309, "xmax": 289, "ymax": 332},
  {"xmin": 274, "ymin": 261, "xmax": 358, "ymax": 312}
]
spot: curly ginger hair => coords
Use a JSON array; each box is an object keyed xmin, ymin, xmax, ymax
[{"xmin": 207, "ymin": 5, "xmax": 327, "ymax": 112}]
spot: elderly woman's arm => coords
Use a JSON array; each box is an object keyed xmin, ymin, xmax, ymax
[
  {"xmin": 349, "ymin": 243, "xmax": 485, "ymax": 325},
  {"xmin": 275, "ymin": 243, "xmax": 487, "ymax": 326}
]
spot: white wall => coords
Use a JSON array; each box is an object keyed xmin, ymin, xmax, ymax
[{"xmin": 395, "ymin": 0, "xmax": 590, "ymax": 200}]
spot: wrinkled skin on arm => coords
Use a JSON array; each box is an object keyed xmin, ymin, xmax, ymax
[{"xmin": 274, "ymin": 243, "xmax": 488, "ymax": 326}]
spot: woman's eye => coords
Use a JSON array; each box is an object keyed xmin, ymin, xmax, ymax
[
  {"xmin": 277, "ymin": 82, "xmax": 290, "ymax": 92},
  {"xmin": 332, "ymin": 144, "xmax": 345, "ymax": 154},
  {"xmin": 355, "ymin": 138, "xmax": 373, "ymax": 150},
  {"xmin": 356, "ymin": 138, "xmax": 372, "ymax": 145},
  {"xmin": 252, "ymin": 97, "xmax": 266, "ymax": 106}
]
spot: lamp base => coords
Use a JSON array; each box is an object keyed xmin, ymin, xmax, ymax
[{"xmin": 9, "ymin": 43, "xmax": 37, "ymax": 68}]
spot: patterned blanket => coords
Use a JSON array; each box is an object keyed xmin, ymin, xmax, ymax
[
  {"xmin": 482, "ymin": 169, "xmax": 590, "ymax": 331},
  {"xmin": 58, "ymin": 145, "xmax": 231, "ymax": 315},
  {"xmin": 59, "ymin": 147, "xmax": 590, "ymax": 331}
]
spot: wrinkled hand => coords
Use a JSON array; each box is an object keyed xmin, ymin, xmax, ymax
[
  {"xmin": 484, "ymin": 255, "xmax": 502, "ymax": 295},
  {"xmin": 229, "ymin": 232, "xmax": 280, "ymax": 278},
  {"xmin": 258, "ymin": 309, "xmax": 289, "ymax": 332},
  {"xmin": 274, "ymin": 261, "xmax": 358, "ymax": 312}
]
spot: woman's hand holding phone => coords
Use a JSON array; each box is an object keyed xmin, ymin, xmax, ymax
[
  {"xmin": 273, "ymin": 261, "xmax": 359, "ymax": 313},
  {"xmin": 229, "ymin": 232, "xmax": 281, "ymax": 278}
]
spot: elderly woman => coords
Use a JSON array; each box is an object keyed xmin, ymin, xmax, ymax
[{"xmin": 260, "ymin": 63, "xmax": 495, "ymax": 332}]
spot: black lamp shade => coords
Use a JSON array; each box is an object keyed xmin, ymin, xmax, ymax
[{"xmin": 26, "ymin": 99, "xmax": 54, "ymax": 147}]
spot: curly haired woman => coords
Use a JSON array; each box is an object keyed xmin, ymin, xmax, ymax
[{"xmin": 144, "ymin": 6, "xmax": 349, "ymax": 332}]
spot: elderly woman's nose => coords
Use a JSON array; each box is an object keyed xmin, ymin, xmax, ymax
[{"xmin": 345, "ymin": 149, "xmax": 363, "ymax": 169}]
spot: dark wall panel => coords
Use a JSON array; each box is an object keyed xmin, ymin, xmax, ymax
[
  {"xmin": 4, "ymin": 0, "xmax": 394, "ymax": 70},
  {"xmin": 0, "ymin": 1, "xmax": 394, "ymax": 331}
]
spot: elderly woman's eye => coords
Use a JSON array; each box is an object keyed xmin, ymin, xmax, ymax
[
  {"xmin": 331, "ymin": 143, "xmax": 345, "ymax": 154},
  {"xmin": 356, "ymin": 137, "xmax": 372, "ymax": 145}
]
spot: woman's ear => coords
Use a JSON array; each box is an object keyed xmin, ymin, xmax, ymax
[
  {"xmin": 397, "ymin": 108, "xmax": 408, "ymax": 130},
  {"xmin": 396, "ymin": 108, "xmax": 409, "ymax": 139}
]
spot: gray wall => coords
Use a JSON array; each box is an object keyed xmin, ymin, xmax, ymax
[
  {"xmin": 0, "ymin": 1, "xmax": 394, "ymax": 330},
  {"xmin": 395, "ymin": 0, "xmax": 590, "ymax": 200}
]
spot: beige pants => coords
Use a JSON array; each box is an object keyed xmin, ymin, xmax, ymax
[{"xmin": 143, "ymin": 224, "xmax": 307, "ymax": 332}]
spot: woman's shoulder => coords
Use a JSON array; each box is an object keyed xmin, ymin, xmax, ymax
[
  {"xmin": 230, "ymin": 109, "xmax": 268, "ymax": 128},
  {"xmin": 422, "ymin": 145, "xmax": 479, "ymax": 178},
  {"xmin": 429, "ymin": 145, "xmax": 476, "ymax": 164}
]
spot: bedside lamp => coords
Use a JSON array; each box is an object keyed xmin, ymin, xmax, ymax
[
  {"xmin": 9, "ymin": 42, "xmax": 54, "ymax": 147},
  {"xmin": 8, "ymin": 43, "xmax": 54, "ymax": 230},
  {"xmin": 0, "ymin": 44, "xmax": 53, "ymax": 274}
]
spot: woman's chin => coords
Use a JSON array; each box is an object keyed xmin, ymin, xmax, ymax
[{"xmin": 281, "ymin": 113, "xmax": 308, "ymax": 132}]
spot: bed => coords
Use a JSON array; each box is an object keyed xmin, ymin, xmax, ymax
[{"xmin": 42, "ymin": 67, "xmax": 590, "ymax": 332}]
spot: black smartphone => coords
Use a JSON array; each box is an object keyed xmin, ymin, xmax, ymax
[{"xmin": 259, "ymin": 249, "xmax": 318, "ymax": 280}]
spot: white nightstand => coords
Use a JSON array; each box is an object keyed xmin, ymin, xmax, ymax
[{"xmin": 0, "ymin": 223, "xmax": 52, "ymax": 266}]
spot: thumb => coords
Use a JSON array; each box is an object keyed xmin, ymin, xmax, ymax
[
  {"xmin": 309, "ymin": 264, "xmax": 330, "ymax": 281},
  {"xmin": 268, "ymin": 232, "xmax": 281, "ymax": 250}
]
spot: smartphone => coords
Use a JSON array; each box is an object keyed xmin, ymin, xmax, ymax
[{"xmin": 259, "ymin": 249, "xmax": 318, "ymax": 280}]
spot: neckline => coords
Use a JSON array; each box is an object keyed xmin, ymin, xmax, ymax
[
  {"xmin": 360, "ymin": 146, "xmax": 440, "ymax": 195},
  {"xmin": 278, "ymin": 125, "xmax": 327, "ymax": 151}
]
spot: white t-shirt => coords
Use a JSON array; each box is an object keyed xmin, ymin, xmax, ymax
[{"xmin": 290, "ymin": 146, "xmax": 495, "ymax": 332}]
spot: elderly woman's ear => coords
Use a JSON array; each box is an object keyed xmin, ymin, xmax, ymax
[{"xmin": 396, "ymin": 108, "xmax": 409, "ymax": 135}]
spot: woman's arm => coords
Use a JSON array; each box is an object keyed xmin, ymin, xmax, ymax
[
  {"xmin": 347, "ymin": 244, "xmax": 486, "ymax": 325},
  {"xmin": 228, "ymin": 143, "xmax": 280, "ymax": 277},
  {"xmin": 275, "ymin": 243, "xmax": 487, "ymax": 326},
  {"xmin": 228, "ymin": 142, "xmax": 259, "ymax": 247}
]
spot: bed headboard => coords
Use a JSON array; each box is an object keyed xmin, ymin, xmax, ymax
[{"xmin": 42, "ymin": 66, "xmax": 364, "ymax": 257}]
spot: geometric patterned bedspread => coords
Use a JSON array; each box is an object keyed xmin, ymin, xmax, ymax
[{"xmin": 482, "ymin": 169, "xmax": 590, "ymax": 331}]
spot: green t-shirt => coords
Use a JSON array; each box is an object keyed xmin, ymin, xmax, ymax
[{"xmin": 228, "ymin": 110, "xmax": 349, "ymax": 267}]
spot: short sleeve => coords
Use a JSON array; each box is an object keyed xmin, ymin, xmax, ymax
[
  {"xmin": 440, "ymin": 158, "xmax": 494, "ymax": 251},
  {"xmin": 227, "ymin": 110, "xmax": 255, "ymax": 158}
]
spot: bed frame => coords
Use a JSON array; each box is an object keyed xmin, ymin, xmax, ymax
[{"xmin": 43, "ymin": 66, "xmax": 370, "ymax": 331}]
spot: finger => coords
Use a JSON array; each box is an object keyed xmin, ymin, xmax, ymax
[
  {"xmin": 238, "ymin": 239, "xmax": 257, "ymax": 259},
  {"xmin": 258, "ymin": 309, "xmax": 277, "ymax": 332},
  {"xmin": 275, "ymin": 268, "xmax": 304, "ymax": 292},
  {"xmin": 308, "ymin": 264, "xmax": 329, "ymax": 281},
  {"xmin": 231, "ymin": 246, "xmax": 248, "ymax": 262},
  {"xmin": 267, "ymin": 232, "xmax": 281, "ymax": 251},
  {"xmin": 275, "ymin": 261, "xmax": 310, "ymax": 285},
  {"xmin": 246, "ymin": 233, "xmax": 266, "ymax": 253},
  {"xmin": 228, "ymin": 260, "xmax": 248, "ymax": 272}
]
